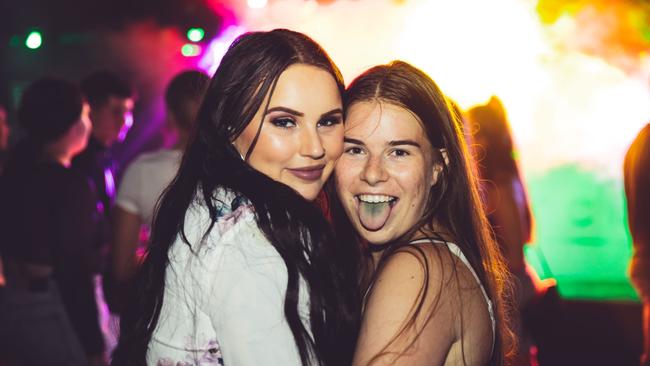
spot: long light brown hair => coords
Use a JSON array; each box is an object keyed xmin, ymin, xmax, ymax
[{"xmin": 332, "ymin": 61, "xmax": 514, "ymax": 365}]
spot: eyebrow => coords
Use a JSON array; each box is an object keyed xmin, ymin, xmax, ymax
[
  {"xmin": 266, "ymin": 106, "xmax": 304, "ymax": 117},
  {"xmin": 344, "ymin": 137, "xmax": 365, "ymax": 146},
  {"xmin": 388, "ymin": 140, "xmax": 421, "ymax": 148},
  {"xmin": 343, "ymin": 138, "xmax": 421, "ymax": 149},
  {"xmin": 265, "ymin": 107, "xmax": 343, "ymax": 119},
  {"xmin": 320, "ymin": 108, "xmax": 343, "ymax": 119}
]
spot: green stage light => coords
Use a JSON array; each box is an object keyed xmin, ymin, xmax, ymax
[
  {"xmin": 181, "ymin": 43, "xmax": 201, "ymax": 57},
  {"xmin": 25, "ymin": 31, "xmax": 42, "ymax": 49},
  {"xmin": 187, "ymin": 28, "xmax": 205, "ymax": 42}
]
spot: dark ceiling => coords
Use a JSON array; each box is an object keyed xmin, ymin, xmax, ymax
[{"xmin": 0, "ymin": 0, "xmax": 222, "ymax": 42}]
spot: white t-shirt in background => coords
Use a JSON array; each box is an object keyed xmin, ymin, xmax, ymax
[{"xmin": 116, "ymin": 149, "xmax": 182, "ymax": 226}]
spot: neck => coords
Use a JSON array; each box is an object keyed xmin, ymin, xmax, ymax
[
  {"xmin": 367, "ymin": 243, "xmax": 385, "ymax": 270},
  {"xmin": 43, "ymin": 143, "xmax": 71, "ymax": 167},
  {"xmin": 91, "ymin": 131, "xmax": 110, "ymax": 148},
  {"xmin": 173, "ymin": 131, "xmax": 189, "ymax": 150},
  {"xmin": 409, "ymin": 221, "xmax": 453, "ymax": 242}
]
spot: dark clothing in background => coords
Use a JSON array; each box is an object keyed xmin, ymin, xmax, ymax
[
  {"xmin": 71, "ymin": 135, "xmax": 114, "ymax": 271},
  {"xmin": 0, "ymin": 159, "xmax": 105, "ymax": 355}
]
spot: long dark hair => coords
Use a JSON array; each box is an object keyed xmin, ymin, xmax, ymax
[
  {"xmin": 333, "ymin": 61, "xmax": 512, "ymax": 364},
  {"xmin": 112, "ymin": 29, "xmax": 359, "ymax": 366}
]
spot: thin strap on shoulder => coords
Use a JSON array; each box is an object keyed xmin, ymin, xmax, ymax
[{"xmin": 408, "ymin": 238, "xmax": 496, "ymax": 352}]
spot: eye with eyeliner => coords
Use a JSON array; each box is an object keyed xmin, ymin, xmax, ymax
[
  {"xmin": 269, "ymin": 116, "xmax": 296, "ymax": 128},
  {"xmin": 318, "ymin": 115, "xmax": 343, "ymax": 127}
]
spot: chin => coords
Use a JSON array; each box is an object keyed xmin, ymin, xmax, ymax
[
  {"xmin": 356, "ymin": 226, "xmax": 397, "ymax": 246},
  {"xmin": 294, "ymin": 187, "xmax": 320, "ymax": 201}
]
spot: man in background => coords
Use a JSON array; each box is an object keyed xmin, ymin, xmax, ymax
[{"xmin": 72, "ymin": 71, "xmax": 134, "ymax": 270}]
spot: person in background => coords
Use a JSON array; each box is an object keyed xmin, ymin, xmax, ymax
[
  {"xmin": 465, "ymin": 96, "xmax": 544, "ymax": 365},
  {"xmin": 0, "ymin": 104, "xmax": 10, "ymax": 288},
  {"xmin": 625, "ymin": 123, "xmax": 650, "ymax": 366},
  {"xmin": 0, "ymin": 104, "xmax": 9, "ymax": 175},
  {"xmin": 72, "ymin": 71, "xmax": 134, "ymax": 270},
  {"xmin": 106, "ymin": 70, "xmax": 209, "ymax": 314},
  {"xmin": 0, "ymin": 78, "xmax": 105, "ymax": 365}
]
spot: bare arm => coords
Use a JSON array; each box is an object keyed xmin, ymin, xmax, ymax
[
  {"xmin": 111, "ymin": 205, "xmax": 142, "ymax": 282},
  {"xmin": 353, "ymin": 248, "xmax": 454, "ymax": 366}
]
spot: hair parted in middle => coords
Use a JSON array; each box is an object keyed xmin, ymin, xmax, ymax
[
  {"xmin": 113, "ymin": 29, "xmax": 360, "ymax": 366},
  {"xmin": 331, "ymin": 60, "xmax": 514, "ymax": 365}
]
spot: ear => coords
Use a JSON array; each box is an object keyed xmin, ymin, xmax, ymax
[
  {"xmin": 440, "ymin": 148, "xmax": 449, "ymax": 167},
  {"xmin": 431, "ymin": 148, "xmax": 449, "ymax": 186},
  {"xmin": 431, "ymin": 162, "xmax": 443, "ymax": 186}
]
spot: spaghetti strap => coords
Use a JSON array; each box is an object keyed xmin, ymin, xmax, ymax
[{"xmin": 409, "ymin": 238, "xmax": 496, "ymax": 351}]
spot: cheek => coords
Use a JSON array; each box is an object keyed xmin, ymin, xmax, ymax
[
  {"xmin": 334, "ymin": 158, "xmax": 356, "ymax": 189},
  {"xmin": 244, "ymin": 129, "xmax": 297, "ymax": 178},
  {"xmin": 395, "ymin": 168, "xmax": 429, "ymax": 208},
  {"xmin": 258, "ymin": 132, "xmax": 295, "ymax": 163}
]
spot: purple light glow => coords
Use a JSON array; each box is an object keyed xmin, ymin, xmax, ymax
[{"xmin": 198, "ymin": 25, "xmax": 246, "ymax": 75}]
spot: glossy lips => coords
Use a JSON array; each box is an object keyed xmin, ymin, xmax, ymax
[{"xmin": 287, "ymin": 164, "xmax": 325, "ymax": 181}]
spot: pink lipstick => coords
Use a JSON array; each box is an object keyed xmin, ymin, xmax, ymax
[{"xmin": 288, "ymin": 164, "xmax": 325, "ymax": 181}]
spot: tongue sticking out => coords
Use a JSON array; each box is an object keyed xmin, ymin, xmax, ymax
[{"xmin": 358, "ymin": 201, "xmax": 392, "ymax": 231}]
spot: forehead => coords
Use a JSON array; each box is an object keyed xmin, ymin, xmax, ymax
[
  {"xmin": 268, "ymin": 64, "xmax": 341, "ymax": 111},
  {"xmin": 345, "ymin": 101, "xmax": 426, "ymax": 143}
]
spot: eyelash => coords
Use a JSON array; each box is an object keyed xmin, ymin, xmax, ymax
[
  {"xmin": 344, "ymin": 147, "xmax": 411, "ymax": 157},
  {"xmin": 270, "ymin": 117, "xmax": 296, "ymax": 128},
  {"xmin": 390, "ymin": 149, "xmax": 410, "ymax": 157},
  {"xmin": 318, "ymin": 116, "xmax": 343, "ymax": 127},
  {"xmin": 270, "ymin": 116, "xmax": 342, "ymax": 129},
  {"xmin": 345, "ymin": 146, "xmax": 364, "ymax": 155}
]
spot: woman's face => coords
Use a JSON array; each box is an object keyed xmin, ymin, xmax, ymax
[
  {"xmin": 234, "ymin": 63, "xmax": 344, "ymax": 201},
  {"xmin": 335, "ymin": 101, "xmax": 440, "ymax": 245}
]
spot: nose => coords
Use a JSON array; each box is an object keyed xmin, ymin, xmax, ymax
[
  {"xmin": 299, "ymin": 126, "xmax": 326, "ymax": 160},
  {"xmin": 361, "ymin": 155, "xmax": 388, "ymax": 186}
]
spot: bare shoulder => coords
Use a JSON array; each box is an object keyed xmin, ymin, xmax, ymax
[
  {"xmin": 391, "ymin": 242, "xmax": 493, "ymax": 363},
  {"xmin": 355, "ymin": 243, "xmax": 493, "ymax": 365}
]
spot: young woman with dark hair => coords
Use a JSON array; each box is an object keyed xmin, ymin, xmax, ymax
[
  {"xmin": 332, "ymin": 61, "xmax": 512, "ymax": 365},
  {"xmin": 112, "ymin": 29, "xmax": 360, "ymax": 366}
]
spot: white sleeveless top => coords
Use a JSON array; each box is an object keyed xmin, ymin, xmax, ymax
[{"xmin": 409, "ymin": 238, "xmax": 496, "ymax": 346}]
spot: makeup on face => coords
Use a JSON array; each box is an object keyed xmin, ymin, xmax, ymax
[
  {"xmin": 233, "ymin": 63, "xmax": 344, "ymax": 201},
  {"xmin": 335, "ymin": 101, "xmax": 438, "ymax": 245}
]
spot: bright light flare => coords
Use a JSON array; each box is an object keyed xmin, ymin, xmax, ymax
[
  {"xmin": 199, "ymin": 26, "xmax": 246, "ymax": 75},
  {"xmin": 247, "ymin": 0, "xmax": 267, "ymax": 9},
  {"xmin": 181, "ymin": 43, "xmax": 202, "ymax": 57},
  {"xmin": 25, "ymin": 31, "xmax": 42, "ymax": 49},
  {"xmin": 187, "ymin": 27, "xmax": 205, "ymax": 42}
]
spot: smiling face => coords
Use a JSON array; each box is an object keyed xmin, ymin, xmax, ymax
[
  {"xmin": 233, "ymin": 63, "xmax": 344, "ymax": 201},
  {"xmin": 335, "ymin": 101, "xmax": 441, "ymax": 245}
]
